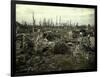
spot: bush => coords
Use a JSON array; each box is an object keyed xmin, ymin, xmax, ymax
[{"xmin": 53, "ymin": 41, "xmax": 71, "ymax": 54}]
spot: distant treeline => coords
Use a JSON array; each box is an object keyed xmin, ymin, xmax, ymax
[{"xmin": 16, "ymin": 20, "xmax": 94, "ymax": 35}]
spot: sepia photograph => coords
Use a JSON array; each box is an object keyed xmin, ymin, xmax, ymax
[{"xmin": 12, "ymin": 1, "xmax": 97, "ymax": 76}]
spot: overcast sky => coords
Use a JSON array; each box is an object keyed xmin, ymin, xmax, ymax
[{"xmin": 16, "ymin": 4, "xmax": 95, "ymax": 26}]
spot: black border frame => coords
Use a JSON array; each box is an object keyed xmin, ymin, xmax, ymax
[{"xmin": 11, "ymin": 0, "xmax": 97, "ymax": 76}]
